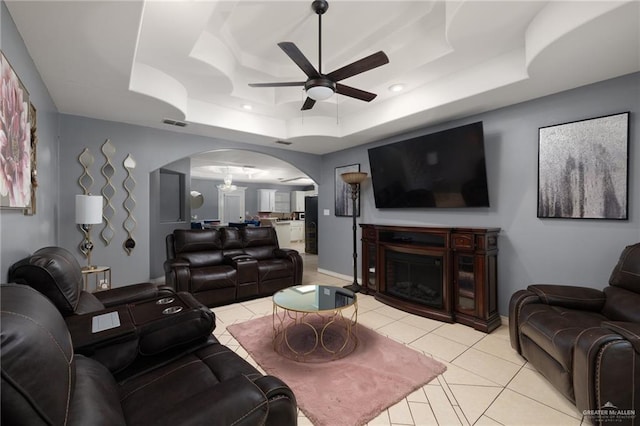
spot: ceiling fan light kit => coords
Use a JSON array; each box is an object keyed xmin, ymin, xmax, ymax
[
  {"xmin": 305, "ymin": 78, "xmax": 335, "ymax": 101},
  {"xmin": 249, "ymin": 0, "xmax": 389, "ymax": 111}
]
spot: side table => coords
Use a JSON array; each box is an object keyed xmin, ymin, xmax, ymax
[{"xmin": 81, "ymin": 266, "xmax": 111, "ymax": 292}]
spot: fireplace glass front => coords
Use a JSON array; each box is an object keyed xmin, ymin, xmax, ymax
[{"xmin": 385, "ymin": 251, "xmax": 443, "ymax": 308}]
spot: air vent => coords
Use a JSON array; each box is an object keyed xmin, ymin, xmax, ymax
[
  {"xmin": 162, "ymin": 118, "xmax": 187, "ymax": 127},
  {"xmin": 275, "ymin": 140, "xmax": 292, "ymax": 146}
]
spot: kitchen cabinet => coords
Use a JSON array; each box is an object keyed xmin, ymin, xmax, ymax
[
  {"xmin": 274, "ymin": 191, "xmax": 290, "ymax": 213},
  {"xmin": 257, "ymin": 189, "xmax": 276, "ymax": 212},
  {"xmin": 451, "ymin": 230, "xmax": 500, "ymax": 333},
  {"xmin": 290, "ymin": 221, "xmax": 304, "ymax": 242}
]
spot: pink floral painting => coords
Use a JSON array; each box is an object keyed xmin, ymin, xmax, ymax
[{"xmin": 1, "ymin": 52, "xmax": 32, "ymax": 209}]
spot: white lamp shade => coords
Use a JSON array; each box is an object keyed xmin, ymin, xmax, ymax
[
  {"xmin": 306, "ymin": 85, "xmax": 334, "ymax": 101},
  {"xmin": 75, "ymin": 195, "xmax": 103, "ymax": 225}
]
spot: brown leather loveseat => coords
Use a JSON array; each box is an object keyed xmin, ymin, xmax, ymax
[
  {"xmin": 509, "ymin": 242, "xmax": 640, "ymax": 425},
  {"xmin": 165, "ymin": 226, "xmax": 303, "ymax": 307},
  {"xmin": 1, "ymin": 283, "xmax": 298, "ymax": 425}
]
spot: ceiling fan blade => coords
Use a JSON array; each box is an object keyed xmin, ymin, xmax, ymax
[
  {"xmin": 326, "ymin": 51, "xmax": 389, "ymax": 82},
  {"xmin": 278, "ymin": 42, "xmax": 319, "ymax": 79},
  {"xmin": 301, "ymin": 97, "xmax": 316, "ymax": 110},
  {"xmin": 336, "ymin": 84, "xmax": 377, "ymax": 102},
  {"xmin": 248, "ymin": 81, "xmax": 305, "ymax": 87}
]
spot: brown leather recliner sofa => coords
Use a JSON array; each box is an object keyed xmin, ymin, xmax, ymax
[
  {"xmin": 1, "ymin": 283, "xmax": 298, "ymax": 425},
  {"xmin": 8, "ymin": 246, "xmax": 218, "ymax": 374},
  {"xmin": 9, "ymin": 246, "xmax": 173, "ymax": 316},
  {"xmin": 165, "ymin": 226, "xmax": 304, "ymax": 307},
  {"xmin": 509, "ymin": 242, "xmax": 640, "ymax": 425}
]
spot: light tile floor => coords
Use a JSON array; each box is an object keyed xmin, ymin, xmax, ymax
[{"xmin": 212, "ymin": 246, "xmax": 585, "ymax": 425}]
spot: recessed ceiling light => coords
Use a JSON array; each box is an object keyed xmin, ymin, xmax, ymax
[
  {"xmin": 388, "ymin": 84, "xmax": 405, "ymax": 93},
  {"xmin": 242, "ymin": 104, "xmax": 252, "ymax": 110}
]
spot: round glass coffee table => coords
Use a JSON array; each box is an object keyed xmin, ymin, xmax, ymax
[{"xmin": 272, "ymin": 285, "xmax": 358, "ymax": 362}]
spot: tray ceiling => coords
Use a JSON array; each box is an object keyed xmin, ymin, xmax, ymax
[{"xmin": 6, "ymin": 0, "xmax": 639, "ymax": 155}]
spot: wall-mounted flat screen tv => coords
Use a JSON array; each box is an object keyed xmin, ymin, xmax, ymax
[{"xmin": 368, "ymin": 121, "xmax": 490, "ymax": 208}]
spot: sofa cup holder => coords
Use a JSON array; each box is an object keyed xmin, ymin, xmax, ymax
[{"xmin": 162, "ymin": 306, "xmax": 183, "ymax": 315}]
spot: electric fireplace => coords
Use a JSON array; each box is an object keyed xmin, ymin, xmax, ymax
[
  {"xmin": 385, "ymin": 250, "xmax": 444, "ymax": 309},
  {"xmin": 360, "ymin": 224, "xmax": 501, "ymax": 332}
]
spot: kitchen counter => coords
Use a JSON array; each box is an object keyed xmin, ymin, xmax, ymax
[{"xmin": 290, "ymin": 221, "xmax": 304, "ymax": 242}]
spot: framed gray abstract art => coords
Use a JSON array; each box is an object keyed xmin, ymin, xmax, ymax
[{"xmin": 537, "ymin": 112, "xmax": 629, "ymax": 220}]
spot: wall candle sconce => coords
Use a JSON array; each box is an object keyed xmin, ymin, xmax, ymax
[{"xmin": 75, "ymin": 194, "xmax": 103, "ymax": 270}]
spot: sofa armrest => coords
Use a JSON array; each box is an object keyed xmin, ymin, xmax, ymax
[
  {"xmin": 253, "ymin": 375, "xmax": 296, "ymax": 403},
  {"xmin": 508, "ymin": 289, "xmax": 540, "ymax": 353},
  {"xmin": 274, "ymin": 248, "xmax": 297, "ymax": 258},
  {"xmin": 527, "ymin": 284, "xmax": 606, "ymax": 311},
  {"xmin": 573, "ymin": 326, "xmax": 637, "ymax": 414},
  {"xmin": 274, "ymin": 249, "xmax": 303, "ymax": 285},
  {"xmin": 136, "ymin": 295, "xmax": 216, "ymax": 356},
  {"xmin": 602, "ymin": 321, "xmax": 640, "ymax": 353},
  {"xmin": 164, "ymin": 258, "xmax": 190, "ymax": 270},
  {"xmin": 65, "ymin": 305, "xmax": 141, "ymax": 372},
  {"xmin": 252, "ymin": 376, "xmax": 297, "ymax": 426},
  {"xmin": 163, "ymin": 258, "xmax": 191, "ymax": 292},
  {"xmin": 94, "ymin": 282, "xmax": 171, "ymax": 307}
]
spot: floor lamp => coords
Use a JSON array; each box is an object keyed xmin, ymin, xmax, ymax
[
  {"xmin": 341, "ymin": 171, "xmax": 368, "ymax": 293},
  {"xmin": 75, "ymin": 194, "xmax": 103, "ymax": 270}
]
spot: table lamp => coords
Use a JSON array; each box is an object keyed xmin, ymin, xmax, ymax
[{"xmin": 75, "ymin": 194, "xmax": 103, "ymax": 270}]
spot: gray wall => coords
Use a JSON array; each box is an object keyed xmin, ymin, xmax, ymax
[
  {"xmin": 1, "ymin": 2, "xmax": 59, "ymax": 279},
  {"xmin": 318, "ymin": 72, "xmax": 639, "ymax": 315},
  {"xmin": 57, "ymin": 115, "xmax": 322, "ymax": 284},
  {"xmin": 150, "ymin": 158, "xmax": 191, "ymax": 278},
  {"xmin": 190, "ymin": 178, "xmax": 219, "ymax": 221}
]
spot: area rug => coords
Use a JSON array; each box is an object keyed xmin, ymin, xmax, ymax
[{"xmin": 227, "ymin": 315, "xmax": 447, "ymax": 426}]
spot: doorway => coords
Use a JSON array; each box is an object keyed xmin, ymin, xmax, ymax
[{"xmin": 218, "ymin": 188, "xmax": 246, "ymax": 224}]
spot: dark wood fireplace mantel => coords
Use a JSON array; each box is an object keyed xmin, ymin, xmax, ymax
[{"xmin": 360, "ymin": 224, "xmax": 500, "ymax": 333}]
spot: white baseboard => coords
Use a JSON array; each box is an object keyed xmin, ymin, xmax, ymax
[{"xmin": 316, "ymin": 268, "xmax": 360, "ymax": 283}]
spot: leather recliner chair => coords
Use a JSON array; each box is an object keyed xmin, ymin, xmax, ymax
[
  {"xmin": 509, "ymin": 242, "xmax": 640, "ymax": 425},
  {"xmin": 1, "ymin": 283, "xmax": 298, "ymax": 426}
]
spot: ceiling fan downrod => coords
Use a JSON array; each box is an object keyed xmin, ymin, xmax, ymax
[
  {"xmin": 248, "ymin": 0, "xmax": 388, "ymax": 110},
  {"xmin": 312, "ymin": 0, "xmax": 328, "ymax": 74}
]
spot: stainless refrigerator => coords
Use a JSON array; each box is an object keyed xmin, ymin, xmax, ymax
[{"xmin": 304, "ymin": 196, "xmax": 318, "ymax": 254}]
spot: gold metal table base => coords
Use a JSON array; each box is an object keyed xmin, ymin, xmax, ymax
[{"xmin": 272, "ymin": 302, "xmax": 358, "ymax": 362}]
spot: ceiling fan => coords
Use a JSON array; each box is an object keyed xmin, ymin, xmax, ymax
[{"xmin": 248, "ymin": 0, "xmax": 389, "ymax": 111}]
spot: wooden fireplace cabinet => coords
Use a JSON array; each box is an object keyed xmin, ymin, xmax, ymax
[{"xmin": 360, "ymin": 224, "xmax": 501, "ymax": 333}]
